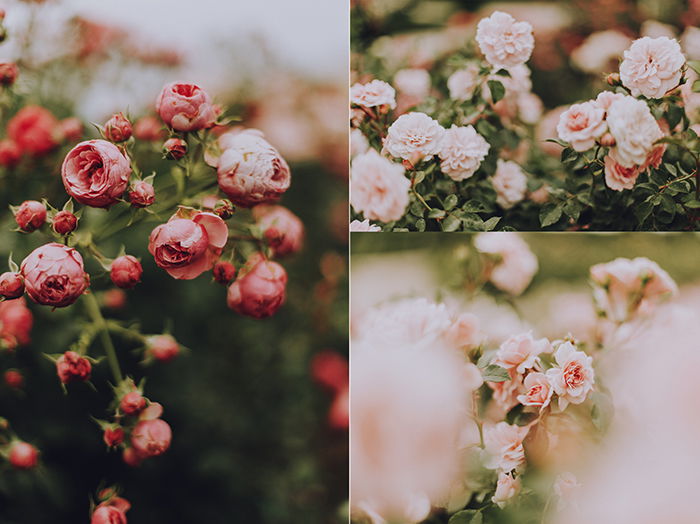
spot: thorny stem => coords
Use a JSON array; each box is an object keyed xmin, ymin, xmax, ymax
[{"xmin": 84, "ymin": 293, "xmax": 123, "ymax": 384}]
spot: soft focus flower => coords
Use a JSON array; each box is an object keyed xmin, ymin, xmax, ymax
[
  {"xmin": 120, "ymin": 391, "xmax": 146, "ymax": 415},
  {"xmin": 311, "ymin": 350, "xmax": 348, "ymax": 394},
  {"xmin": 606, "ymin": 96, "xmax": 663, "ymax": 167},
  {"xmin": 62, "ymin": 140, "xmax": 131, "ymax": 208},
  {"xmin": 146, "ymin": 334, "xmax": 180, "ymax": 362},
  {"xmin": 52, "ymin": 210, "xmax": 78, "ymax": 235},
  {"xmin": 215, "ymin": 129, "xmax": 291, "ymax": 207},
  {"xmin": 494, "ymin": 332, "xmax": 550, "ymax": 374},
  {"xmin": 7, "ymin": 106, "xmax": 60, "ymax": 156},
  {"xmin": 350, "ymin": 219, "xmax": 381, "ymax": 232},
  {"xmin": 0, "ymin": 62, "xmax": 18, "ymax": 86},
  {"xmin": 438, "ymin": 125, "xmax": 490, "ymax": 181},
  {"xmin": 444, "ymin": 312, "xmax": 482, "ymax": 352},
  {"xmin": 252, "ymin": 205, "xmax": 304, "ymax": 257},
  {"xmin": 517, "ymin": 372, "xmax": 553, "ymax": 409},
  {"xmin": 350, "ymin": 149, "xmax": 409, "ymax": 223},
  {"xmin": 350, "ymin": 128, "xmax": 369, "ymax": 157},
  {"xmin": 557, "ymin": 101, "xmax": 607, "ymax": 152},
  {"xmin": 0, "ymin": 298, "xmax": 33, "ymax": 348},
  {"xmin": 103, "ymin": 112, "xmax": 132, "ymax": 142},
  {"xmin": 226, "ymin": 258, "xmax": 287, "ymax": 318},
  {"xmin": 553, "ymin": 472, "xmax": 581, "ymax": 511},
  {"xmin": 571, "ymin": 31, "xmax": 632, "ymax": 74},
  {"xmin": 0, "ymin": 139, "xmax": 20, "ymax": 168},
  {"xmin": 447, "ymin": 65, "xmax": 480, "ymax": 101},
  {"xmin": 8, "ymin": 441, "xmax": 38, "ymax": 469},
  {"xmin": 492, "ymin": 473, "xmax": 521, "ymax": 508},
  {"xmin": 484, "ymin": 421, "xmax": 529, "ymax": 471},
  {"xmin": 350, "ymin": 79, "xmax": 397, "ymax": 110},
  {"xmin": 474, "ymin": 233, "xmax": 538, "ymax": 296},
  {"xmin": 59, "ymin": 117, "xmax": 83, "ymax": 142},
  {"xmin": 488, "ymin": 369, "xmax": 524, "ymax": 413},
  {"xmin": 329, "ymin": 387, "xmax": 349, "ymax": 430},
  {"xmin": 212, "ymin": 261, "xmax": 236, "ymax": 285},
  {"xmin": 393, "ymin": 68, "xmax": 431, "ymax": 98},
  {"xmin": 476, "ymin": 11, "xmax": 534, "ymax": 69},
  {"xmin": 492, "ymin": 159, "xmax": 527, "ymax": 209},
  {"xmin": 163, "ymin": 137, "xmax": 187, "ymax": 160},
  {"xmin": 156, "ymin": 82, "xmax": 217, "ymax": 132},
  {"xmin": 133, "ymin": 116, "xmax": 165, "ymax": 141},
  {"xmin": 20, "ymin": 243, "xmax": 89, "ymax": 307},
  {"xmin": 148, "ymin": 211, "xmax": 227, "ymax": 280},
  {"xmin": 56, "ymin": 350, "xmax": 91, "ymax": 383},
  {"xmin": 103, "ymin": 289, "xmax": 126, "ymax": 310},
  {"xmin": 517, "ymin": 92, "xmax": 543, "ymax": 124},
  {"xmin": 15, "ymin": 200, "xmax": 46, "ymax": 232},
  {"xmin": 383, "ymin": 112, "xmax": 445, "ymax": 163},
  {"xmin": 110, "ymin": 255, "xmax": 142, "ymax": 289},
  {"xmin": 130, "ymin": 419, "xmax": 172, "ymax": 457},
  {"xmin": 128, "ymin": 180, "xmax": 155, "ymax": 208},
  {"xmin": 4, "ymin": 369, "xmax": 23, "ymax": 388},
  {"xmin": 620, "ymin": 37, "xmax": 685, "ymax": 99},
  {"xmin": 681, "ymin": 26, "xmax": 700, "ymax": 60},
  {"xmin": 546, "ymin": 342, "xmax": 595, "ymax": 410},
  {"xmin": 0, "ymin": 272, "xmax": 23, "ymax": 300},
  {"xmin": 641, "ymin": 20, "xmax": 676, "ymax": 39},
  {"xmin": 603, "ymin": 154, "xmax": 642, "ymax": 191}
]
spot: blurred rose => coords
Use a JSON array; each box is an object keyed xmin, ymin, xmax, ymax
[
  {"xmin": 0, "ymin": 62, "xmax": 18, "ymax": 86},
  {"xmin": 146, "ymin": 334, "xmax": 180, "ymax": 362},
  {"xmin": 0, "ymin": 272, "xmax": 24, "ymax": 299},
  {"xmin": 474, "ymin": 233, "xmax": 538, "ymax": 296},
  {"xmin": 0, "ymin": 298, "xmax": 33, "ymax": 348},
  {"xmin": 252, "ymin": 205, "xmax": 304, "ymax": 257},
  {"xmin": 7, "ymin": 106, "xmax": 60, "ymax": 156},
  {"xmin": 59, "ymin": 117, "xmax": 83, "ymax": 142},
  {"xmin": 0, "ymin": 139, "xmax": 20, "ymax": 168},
  {"xmin": 571, "ymin": 30, "xmax": 632, "ymax": 74},
  {"xmin": 492, "ymin": 159, "xmax": 527, "ymax": 209},
  {"xmin": 133, "ymin": 116, "xmax": 165, "ymax": 141},
  {"xmin": 8, "ymin": 441, "xmax": 38, "ymax": 469}
]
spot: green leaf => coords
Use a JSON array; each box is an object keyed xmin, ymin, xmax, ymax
[
  {"xmin": 562, "ymin": 199, "xmax": 582, "ymax": 222},
  {"xmin": 693, "ymin": 79, "xmax": 700, "ymax": 93},
  {"xmin": 476, "ymin": 119, "xmax": 497, "ymax": 138},
  {"xmin": 666, "ymin": 104, "xmax": 684, "ymax": 128},
  {"xmin": 415, "ymin": 218, "xmax": 426, "ymax": 232},
  {"xmin": 684, "ymin": 199, "xmax": 700, "ymax": 209},
  {"xmin": 482, "ymin": 216, "xmax": 500, "ymax": 231},
  {"xmin": 441, "ymin": 214, "xmax": 462, "ymax": 232},
  {"xmin": 449, "ymin": 510, "xmax": 482, "ymax": 524},
  {"xmin": 539, "ymin": 204, "xmax": 562, "ymax": 227},
  {"xmin": 689, "ymin": 60, "xmax": 700, "ymax": 76},
  {"xmin": 487, "ymin": 79, "xmax": 506, "ymax": 103},
  {"xmin": 413, "ymin": 171, "xmax": 426, "ymax": 185},
  {"xmin": 428, "ymin": 208, "xmax": 446, "ymax": 219},
  {"xmin": 444, "ymin": 194, "xmax": 459, "ymax": 211},
  {"xmin": 482, "ymin": 364, "xmax": 510, "ymax": 382}
]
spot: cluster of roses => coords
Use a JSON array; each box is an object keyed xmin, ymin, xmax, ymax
[{"xmin": 350, "ymin": 11, "xmax": 542, "ymax": 231}]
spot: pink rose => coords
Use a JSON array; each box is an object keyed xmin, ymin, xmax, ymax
[
  {"xmin": 215, "ymin": 129, "xmax": 291, "ymax": 207},
  {"xmin": 492, "ymin": 159, "xmax": 527, "ymax": 209},
  {"xmin": 163, "ymin": 137, "xmax": 187, "ymax": 160},
  {"xmin": 349, "ymin": 219, "xmax": 381, "ymax": 232},
  {"xmin": 7, "ymin": 105, "xmax": 60, "ymax": 156},
  {"xmin": 52, "ymin": 210, "xmax": 78, "ymax": 235},
  {"xmin": 61, "ymin": 139, "xmax": 131, "ymax": 208},
  {"xmin": 604, "ymin": 154, "xmax": 642, "ymax": 191},
  {"xmin": 492, "ymin": 472, "xmax": 521, "ymax": 508},
  {"xmin": 350, "ymin": 149, "xmax": 409, "ymax": 223},
  {"xmin": 0, "ymin": 272, "xmax": 24, "ymax": 299},
  {"xmin": 444, "ymin": 312, "xmax": 481, "ymax": 351},
  {"xmin": 130, "ymin": 418, "xmax": 172, "ymax": 457},
  {"xmin": 557, "ymin": 101, "xmax": 607, "ymax": 152},
  {"xmin": 148, "ymin": 211, "xmax": 228, "ymax": 280},
  {"xmin": 474, "ymin": 233, "xmax": 538, "ymax": 296},
  {"xmin": 20, "ymin": 243, "xmax": 89, "ymax": 307},
  {"xmin": 155, "ymin": 82, "xmax": 217, "ymax": 131},
  {"xmin": 606, "ymin": 96, "xmax": 663, "ymax": 168},
  {"xmin": 350, "ymin": 79, "xmax": 396, "ymax": 110},
  {"xmin": 56, "ymin": 350, "xmax": 91, "ymax": 383},
  {"xmin": 120, "ymin": 391, "xmax": 146, "ymax": 415},
  {"xmin": 252, "ymin": 205, "xmax": 304, "ymax": 257},
  {"xmin": 383, "ymin": 112, "xmax": 445, "ymax": 163},
  {"xmin": 620, "ymin": 36, "xmax": 685, "ymax": 99},
  {"xmin": 110, "ymin": 255, "xmax": 142, "ymax": 289},
  {"xmin": 8, "ymin": 441, "xmax": 38, "ymax": 470},
  {"xmin": 128, "ymin": 180, "xmax": 155, "ymax": 208},
  {"xmin": 545, "ymin": 342, "xmax": 595, "ymax": 410},
  {"xmin": 438, "ymin": 125, "xmax": 490, "ymax": 181},
  {"xmin": 91, "ymin": 505, "xmax": 126, "ymax": 524},
  {"xmin": 516, "ymin": 372, "xmax": 553, "ymax": 409},
  {"xmin": 103, "ymin": 112, "xmax": 132, "ymax": 142},
  {"xmin": 495, "ymin": 332, "xmax": 550, "ymax": 373},
  {"xmin": 484, "ymin": 421, "xmax": 529, "ymax": 472},
  {"xmin": 146, "ymin": 334, "xmax": 180, "ymax": 362},
  {"xmin": 226, "ymin": 258, "xmax": 287, "ymax": 319},
  {"xmin": 594, "ymin": 91, "xmax": 625, "ymax": 111},
  {"xmin": 476, "ymin": 11, "xmax": 534, "ymax": 69},
  {"xmin": 133, "ymin": 116, "xmax": 165, "ymax": 141},
  {"xmin": 488, "ymin": 369, "xmax": 524, "ymax": 412},
  {"xmin": 447, "ymin": 65, "xmax": 480, "ymax": 101},
  {"xmin": 0, "ymin": 298, "xmax": 33, "ymax": 348},
  {"xmin": 212, "ymin": 261, "xmax": 236, "ymax": 285},
  {"xmin": 393, "ymin": 68, "xmax": 431, "ymax": 99},
  {"xmin": 14, "ymin": 200, "xmax": 46, "ymax": 232}
]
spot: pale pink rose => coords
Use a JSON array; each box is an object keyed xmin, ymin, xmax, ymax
[
  {"xmin": 350, "ymin": 80, "xmax": 397, "ymax": 110},
  {"xmin": 155, "ymin": 82, "xmax": 217, "ymax": 131},
  {"xmin": 620, "ymin": 36, "xmax": 685, "ymax": 99},
  {"xmin": 61, "ymin": 139, "xmax": 131, "ymax": 208},
  {"xmin": 444, "ymin": 312, "xmax": 482, "ymax": 352},
  {"xmin": 492, "ymin": 473, "xmax": 521, "ymax": 508},
  {"xmin": 148, "ymin": 211, "xmax": 228, "ymax": 280},
  {"xmin": 681, "ymin": 26, "xmax": 700, "ymax": 61},
  {"xmin": 556, "ymin": 101, "xmax": 607, "ymax": 152},
  {"xmin": 594, "ymin": 91, "xmax": 626, "ymax": 112},
  {"xmin": 517, "ymin": 92, "xmax": 543, "ymax": 124},
  {"xmin": 447, "ymin": 65, "xmax": 480, "ymax": 101},
  {"xmin": 495, "ymin": 332, "xmax": 550, "ymax": 374},
  {"xmin": 642, "ymin": 143, "xmax": 667, "ymax": 170},
  {"xmin": 516, "ymin": 372, "xmax": 553, "ymax": 409},
  {"xmin": 252, "ymin": 204, "xmax": 304, "ymax": 257},
  {"xmin": 350, "ymin": 149, "xmax": 409, "ymax": 223},
  {"xmin": 350, "ymin": 219, "xmax": 381, "ymax": 232},
  {"xmin": 383, "ymin": 112, "xmax": 445, "ymax": 164},
  {"xmin": 438, "ymin": 125, "xmax": 490, "ymax": 181},
  {"xmin": 474, "ymin": 233, "xmax": 538, "ymax": 296},
  {"xmin": 393, "ymin": 68, "xmax": 431, "ymax": 99},
  {"xmin": 476, "ymin": 11, "xmax": 534, "ymax": 69},
  {"xmin": 537, "ymin": 106, "xmax": 568, "ymax": 156},
  {"xmin": 607, "ymin": 96, "xmax": 663, "ymax": 167},
  {"xmin": 483, "ymin": 421, "xmax": 529, "ymax": 471},
  {"xmin": 492, "ymin": 159, "xmax": 527, "ymax": 209},
  {"xmin": 488, "ymin": 369, "xmax": 524, "ymax": 413},
  {"xmin": 215, "ymin": 129, "xmax": 291, "ymax": 207},
  {"xmin": 604, "ymin": 153, "xmax": 642, "ymax": 191},
  {"xmin": 20, "ymin": 243, "xmax": 89, "ymax": 307},
  {"xmin": 545, "ymin": 342, "xmax": 595, "ymax": 410},
  {"xmin": 553, "ymin": 472, "xmax": 581, "ymax": 511},
  {"xmin": 350, "ymin": 128, "xmax": 369, "ymax": 158},
  {"xmin": 571, "ymin": 30, "xmax": 632, "ymax": 74}
]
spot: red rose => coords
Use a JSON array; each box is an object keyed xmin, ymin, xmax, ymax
[
  {"xmin": 20, "ymin": 243, "xmax": 89, "ymax": 307},
  {"xmin": 252, "ymin": 204, "xmax": 304, "ymax": 257},
  {"xmin": 133, "ymin": 116, "xmax": 165, "ymax": 141},
  {"xmin": 0, "ymin": 139, "xmax": 21, "ymax": 168},
  {"xmin": 212, "ymin": 261, "xmax": 236, "ymax": 285},
  {"xmin": 103, "ymin": 426, "xmax": 125, "ymax": 447},
  {"xmin": 56, "ymin": 350, "xmax": 91, "ymax": 383},
  {"xmin": 130, "ymin": 418, "xmax": 171, "ymax": 457},
  {"xmin": 7, "ymin": 105, "xmax": 60, "ymax": 156},
  {"xmin": 52, "ymin": 210, "xmax": 78, "ymax": 235},
  {"xmin": 128, "ymin": 180, "xmax": 155, "ymax": 208},
  {"xmin": 146, "ymin": 334, "xmax": 180, "ymax": 362},
  {"xmin": 226, "ymin": 258, "xmax": 287, "ymax": 318},
  {"xmin": 110, "ymin": 255, "xmax": 142, "ymax": 289},
  {"xmin": 120, "ymin": 391, "xmax": 146, "ymax": 415},
  {"xmin": 163, "ymin": 137, "xmax": 187, "ymax": 160},
  {"xmin": 0, "ymin": 272, "xmax": 24, "ymax": 299},
  {"xmin": 14, "ymin": 200, "xmax": 46, "ymax": 232},
  {"xmin": 0, "ymin": 298, "xmax": 33, "ymax": 348},
  {"xmin": 103, "ymin": 112, "xmax": 132, "ymax": 142},
  {"xmin": 4, "ymin": 369, "xmax": 23, "ymax": 388}
]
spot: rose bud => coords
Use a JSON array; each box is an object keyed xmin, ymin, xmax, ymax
[
  {"xmin": 52, "ymin": 210, "xmax": 78, "ymax": 235},
  {"xmin": 59, "ymin": 117, "xmax": 83, "ymax": 142},
  {"xmin": 148, "ymin": 211, "xmax": 228, "ymax": 280},
  {"xmin": 56, "ymin": 350, "xmax": 91, "ymax": 383},
  {"xmin": 103, "ymin": 426, "xmax": 125, "ymax": 447},
  {"xmin": 103, "ymin": 112, "xmax": 132, "ymax": 142},
  {"xmin": 4, "ymin": 369, "xmax": 23, "ymax": 388},
  {"xmin": 122, "ymin": 447, "xmax": 143, "ymax": 467},
  {"xmin": 7, "ymin": 105, "xmax": 60, "ymax": 156},
  {"xmin": 0, "ymin": 298, "xmax": 32, "ymax": 348},
  {"xmin": 133, "ymin": 116, "xmax": 165, "ymax": 141},
  {"xmin": 146, "ymin": 334, "xmax": 179, "ymax": 362},
  {"xmin": 215, "ymin": 129, "xmax": 291, "ymax": 207},
  {"xmin": 310, "ymin": 350, "xmax": 348, "ymax": 394},
  {"xmin": 0, "ymin": 139, "xmax": 20, "ymax": 168},
  {"xmin": 8, "ymin": 441, "xmax": 38, "ymax": 469},
  {"xmin": 20, "ymin": 243, "xmax": 89, "ymax": 307},
  {"xmin": 91, "ymin": 505, "xmax": 127, "ymax": 524},
  {"xmin": 252, "ymin": 205, "xmax": 304, "ymax": 257},
  {"xmin": 120, "ymin": 391, "xmax": 146, "ymax": 415},
  {"xmin": 212, "ymin": 261, "xmax": 236, "ymax": 285},
  {"xmin": 163, "ymin": 137, "xmax": 187, "ymax": 160},
  {"xmin": 15, "ymin": 200, "xmax": 46, "ymax": 232},
  {"xmin": 61, "ymin": 140, "xmax": 131, "ymax": 208},
  {"xmin": 0, "ymin": 272, "xmax": 24, "ymax": 299},
  {"xmin": 0, "ymin": 62, "xmax": 18, "ymax": 86},
  {"xmin": 110, "ymin": 255, "xmax": 142, "ymax": 289},
  {"xmin": 599, "ymin": 133, "xmax": 616, "ymax": 148},
  {"xmin": 130, "ymin": 419, "xmax": 172, "ymax": 457},
  {"xmin": 128, "ymin": 180, "xmax": 155, "ymax": 208},
  {"xmin": 226, "ymin": 259, "xmax": 287, "ymax": 318},
  {"xmin": 155, "ymin": 82, "xmax": 217, "ymax": 132},
  {"xmin": 214, "ymin": 200, "xmax": 234, "ymax": 220},
  {"xmin": 103, "ymin": 289, "xmax": 126, "ymax": 309}
]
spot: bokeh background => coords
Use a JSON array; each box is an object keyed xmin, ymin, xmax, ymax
[{"xmin": 0, "ymin": 0, "xmax": 348, "ymax": 523}]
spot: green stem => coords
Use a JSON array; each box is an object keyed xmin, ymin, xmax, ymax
[{"xmin": 84, "ymin": 293, "xmax": 123, "ymax": 383}]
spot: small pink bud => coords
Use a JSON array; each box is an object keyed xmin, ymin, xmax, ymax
[
  {"xmin": 0, "ymin": 272, "xmax": 24, "ymax": 299},
  {"xmin": 0, "ymin": 62, "xmax": 18, "ymax": 86},
  {"xmin": 52, "ymin": 210, "xmax": 78, "ymax": 235},
  {"xmin": 15, "ymin": 200, "xmax": 46, "ymax": 232},
  {"xmin": 103, "ymin": 112, "xmax": 132, "ymax": 143},
  {"xmin": 599, "ymin": 133, "xmax": 616, "ymax": 147},
  {"xmin": 103, "ymin": 289, "xmax": 127, "ymax": 309},
  {"xmin": 163, "ymin": 137, "xmax": 187, "ymax": 160},
  {"xmin": 59, "ymin": 117, "xmax": 82, "ymax": 142},
  {"xmin": 122, "ymin": 447, "xmax": 143, "ymax": 467},
  {"xmin": 128, "ymin": 180, "xmax": 155, "ymax": 208},
  {"xmin": 212, "ymin": 261, "xmax": 236, "ymax": 285},
  {"xmin": 4, "ymin": 369, "xmax": 23, "ymax": 388},
  {"xmin": 8, "ymin": 441, "xmax": 38, "ymax": 469},
  {"xmin": 0, "ymin": 139, "xmax": 20, "ymax": 168},
  {"xmin": 133, "ymin": 116, "xmax": 165, "ymax": 142},
  {"xmin": 103, "ymin": 426, "xmax": 125, "ymax": 447},
  {"xmin": 120, "ymin": 391, "xmax": 146, "ymax": 415},
  {"xmin": 606, "ymin": 73, "xmax": 621, "ymax": 86},
  {"xmin": 130, "ymin": 419, "xmax": 171, "ymax": 458},
  {"xmin": 91, "ymin": 504, "xmax": 127, "ymax": 524},
  {"xmin": 56, "ymin": 350, "xmax": 91, "ymax": 383},
  {"xmin": 110, "ymin": 255, "xmax": 142, "ymax": 289},
  {"xmin": 146, "ymin": 334, "xmax": 179, "ymax": 362}
]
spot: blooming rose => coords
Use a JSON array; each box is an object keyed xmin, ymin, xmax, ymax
[
  {"xmin": 163, "ymin": 137, "xmax": 187, "ymax": 160},
  {"xmin": 20, "ymin": 243, "xmax": 89, "ymax": 307},
  {"xmin": 148, "ymin": 211, "xmax": 227, "ymax": 280},
  {"xmin": 383, "ymin": 112, "xmax": 445, "ymax": 163},
  {"xmin": 110, "ymin": 255, "xmax": 142, "ymax": 289},
  {"xmin": 146, "ymin": 334, "xmax": 180, "ymax": 362},
  {"xmin": 7, "ymin": 105, "xmax": 60, "ymax": 156},
  {"xmin": 56, "ymin": 350, "xmax": 91, "ymax": 383},
  {"xmin": 103, "ymin": 112, "xmax": 132, "ymax": 142},
  {"xmin": 0, "ymin": 298, "xmax": 33, "ymax": 348},
  {"xmin": 438, "ymin": 125, "xmax": 490, "ymax": 181},
  {"xmin": 594, "ymin": 91, "xmax": 625, "ymax": 112},
  {"xmin": 0, "ymin": 272, "xmax": 24, "ymax": 299},
  {"xmin": 130, "ymin": 419, "xmax": 172, "ymax": 457},
  {"xmin": 0, "ymin": 62, "xmax": 18, "ymax": 86},
  {"xmin": 620, "ymin": 36, "xmax": 685, "ymax": 99},
  {"xmin": 349, "ymin": 219, "xmax": 381, "ymax": 232},
  {"xmin": 0, "ymin": 139, "xmax": 21, "ymax": 168},
  {"xmin": 226, "ymin": 258, "xmax": 287, "ymax": 318},
  {"xmin": 133, "ymin": 116, "xmax": 165, "ymax": 141},
  {"xmin": 516, "ymin": 372, "xmax": 553, "ymax": 409},
  {"xmin": 61, "ymin": 140, "xmax": 131, "ymax": 208},
  {"xmin": 393, "ymin": 68, "xmax": 431, "ymax": 98},
  {"xmin": 120, "ymin": 391, "xmax": 146, "ymax": 415},
  {"xmin": 546, "ymin": 342, "xmax": 595, "ymax": 410},
  {"xmin": 350, "ymin": 128, "xmax": 369, "ymax": 158},
  {"xmin": 350, "ymin": 149, "xmax": 409, "ymax": 223},
  {"xmin": 215, "ymin": 129, "xmax": 291, "ymax": 207},
  {"xmin": 494, "ymin": 332, "xmax": 550, "ymax": 374},
  {"xmin": 350, "ymin": 79, "xmax": 396, "ymax": 110},
  {"xmin": 128, "ymin": 180, "xmax": 155, "ymax": 208},
  {"xmin": 474, "ymin": 233, "xmax": 538, "ymax": 296},
  {"xmin": 483, "ymin": 421, "xmax": 529, "ymax": 471},
  {"xmin": 52, "ymin": 210, "xmax": 78, "ymax": 235},
  {"xmin": 447, "ymin": 65, "xmax": 480, "ymax": 101},
  {"xmin": 155, "ymin": 82, "xmax": 217, "ymax": 131},
  {"xmin": 606, "ymin": 96, "xmax": 663, "ymax": 167},
  {"xmin": 476, "ymin": 11, "xmax": 534, "ymax": 69},
  {"xmin": 492, "ymin": 159, "xmax": 527, "ymax": 209},
  {"xmin": 556, "ymin": 101, "xmax": 607, "ymax": 152},
  {"xmin": 492, "ymin": 473, "xmax": 521, "ymax": 508},
  {"xmin": 15, "ymin": 200, "xmax": 46, "ymax": 232},
  {"xmin": 603, "ymin": 154, "xmax": 642, "ymax": 191},
  {"xmin": 8, "ymin": 441, "xmax": 38, "ymax": 469},
  {"xmin": 252, "ymin": 205, "xmax": 304, "ymax": 257},
  {"xmin": 212, "ymin": 261, "xmax": 236, "ymax": 285}
]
